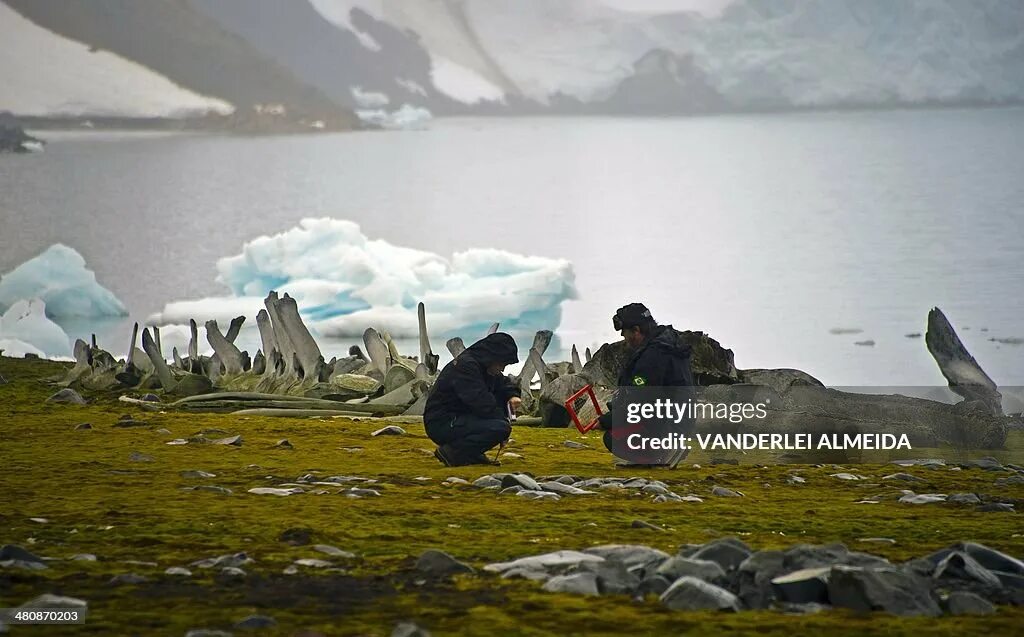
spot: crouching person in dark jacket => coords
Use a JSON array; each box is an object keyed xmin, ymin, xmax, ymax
[{"xmin": 423, "ymin": 332, "xmax": 522, "ymax": 466}]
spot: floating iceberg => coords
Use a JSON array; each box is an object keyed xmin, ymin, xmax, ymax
[
  {"xmin": 0, "ymin": 244, "xmax": 128, "ymax": 318},
  {"xmin": 149, "ymin": 218, "xmax": 576, "ymax": 339},
  {"xmin": 0, "ymin": 299, "xmax": 70, "ymax": 357},
  {"xmin": 356, "ymin": 104, "xmax": 432, "ymax": 130}
]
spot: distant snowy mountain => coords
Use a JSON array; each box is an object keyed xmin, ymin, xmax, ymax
[
  {"xmin": 0, "ymin": 3, "xmax": 231, "ymax": 117},
  {"xmin": 322, "ymin": 0, "xmax": 1024, "ymax": 112},
  {"xmin": 2, "ymin": 0, "xmax": 1022, "ymax": 121}
]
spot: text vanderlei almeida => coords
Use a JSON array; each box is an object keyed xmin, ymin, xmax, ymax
[{"xmin": 622, "ymin": 398, "xmax": 913, "ymax": 451}]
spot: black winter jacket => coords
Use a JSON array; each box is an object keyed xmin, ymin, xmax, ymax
[
  {"xmin": 616, "ymin": 324, "xmax": 694, "ymax": 388},
  {"xmin": 599, "ymin": 324, "xmax": 693, "ymax": 429},
  {"xmin": 423, "ymin": 333, "xmax": 521, "ymax": 425}
]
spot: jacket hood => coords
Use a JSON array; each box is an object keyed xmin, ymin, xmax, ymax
[
  {"xmin": 649, "ymin": 324, "xmax": 691, "ymax": 359},
  {"xmin": 464, "ymin": 332, "xmax": 519, "ymax": 365}
]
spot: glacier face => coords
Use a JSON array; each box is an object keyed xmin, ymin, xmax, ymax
[
  {"xmin": 679, "ymin": 0, "xmax": 1024, "ymax": 107},
  {"xmin": 0, "ymin": 245, "xmax": 128, "ymax": 319},
  {"xmin": 331, "ymin": 0, "xmax": 1024, "ymax": 111},
  {"xmin": 0, "ymin": 3, "xmax": 232, "ymax": 117},
  {"xmin": 148, "ymin": 218, "xmax": 577, "ymax": 339}
]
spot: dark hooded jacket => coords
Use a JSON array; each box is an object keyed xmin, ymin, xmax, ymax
[
  {"xmin": 423, "ymin": 332, "xmax": 521, "ymax": 426},
  {"xmin": 616, "ymin": 324, "xmax": 694, "ymax": 388}
]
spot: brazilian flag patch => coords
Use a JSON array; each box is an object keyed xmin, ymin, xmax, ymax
[{"xmin": 632, "ymin": 375, "xmax": 647, "ymax": 386}]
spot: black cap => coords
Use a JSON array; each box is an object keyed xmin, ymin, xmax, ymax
[{"xmin": 613, "ymin": 303, "xmax": 653, "ymax": 330}]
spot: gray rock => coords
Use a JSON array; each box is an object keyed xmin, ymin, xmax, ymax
[
  {"xmin": 415, "ymin": 550, "xmax": 474, "ymax": 577},
  {"xmin": 735, "ymin": 550, "xmax": 787, "ymax": 609},
  {"xmin": 18, "ymin": 593, "xmax": 87, "ymax": 609},
  {"xmin": 340, "ymin": 487, "xmax": 381, "ymax": 498},
  {"xmin": 538, "ymin": 481, "xmax": 595, "ymax": 496},
  {"xmin": 542, "ymin": 572, "xmax": 600, "ymax": 596},
  {"xmin": 944, "ymin": 591, "xmax": 996, "ymax": 615},
  {"xmin": 827, "ymin": 566, "xmax": 941, "ymax": 616},
  {"xmin": 516, "ymin": 490, "xmax": 560, "ymax": 501},
  {"xmin": 934, "ymin": 551, "xmax": 1002, "ymax": 587},
  {"xmin": 392, "ymin": 621, "xmax": 431, "ymax": 637},
  {"xmin": 248, "ymin": 487, "xmax": 303, "ymax": 496},
  {"xmin": 220, "ymin": 567, "xmax": 247, "ymax": 577},
  {"xmin": 108, "ymin": 573, "xmax": 148, "ymax": 585},
  {"xmin": 485, "ymin": 551, "xmax": 604, "ymax": 574},
  {"xmin": 190, "ymin": 552, "xmax": 252, "ymax": 569},
  {"xmin": 830, "ymin": 473, "xmax": 865, "ymax": 481},
  {"xmin": 996, "ymin": 474, "xmax": 1024, "ymax": 486},
  {"xmin": 631, "ymin": 519, "xmax": 665, "ymax": 532},
  {"xmin": 213, "ymin": 435, "xmax": 243, "ymax": 446},
  {"xmin": 47, "ymin": 389, "xmax": 86, "ymax": 404},
  {"xmin": 501, "ymin": 474, "xmax": 542, "ymax": 491},
  {"xmin": 947, "ymin": 493, "xmax": 981, "ymax": 505},
  {"xmin": 966, "ymin": 457, "xmax": 1006, "ymax": 471},
  {"xmin": 584, "ymin": 545, "xmax": 671, "ymax": 571},
  {"xmin": 656, "ymin": 556, "xmax": 727, "ymax": 584},
  {"xmin": 185, "ymin": 631, "xmax": 233, "ymax": 637},
  {"xmin": 638, "ymin": 574, "xmax": 673, "ymax": 596},
  {"xmin": 314, "ymin": 544, "xmax": 355, "ymax": 558},
  {"xmin": 165, "ymin": 567, "xmax": 191, "ymax": 576},
  {"xmin": 711, "ymin": 486, "xmax": 743, "ymax": 497},
  {"xmin": 234, "ymin": 614, "xmax": 277, "ymax": 629},
  {"xmin": 977, "ymin": 503, "xmax": 1015, "ymax": 512},
  {"xmin": 129, "ymin": 451, "xmax": 154, "ymax": 462},
  {"xmin": 73, "ymin": 423, "xmax": 92, "ymax": 431},
  {"xmin": 899, "ymin": 493, "xmax": 947, "ymax": 504},
  {"xmin": 500, "ymin": 567, "xmax": 549, "ymax": 581},
  {"xmin": 274, "ymin": 439, "xmax": 293, "ymax": 449},
  {"xmin": 0, "ymin": 545, "xmax": 45, "ymax": 565},
  {"xmin": 690, "ymin": 538, "xmax": 752, "ymax": 572},
  {"xmin": 69, "ymin": 553, "xmax": 97, "ymax": 561},
  {"xmin": 938, "ymin": 542, "xmax": 1024, "ymax": 576},
  {"xmin": 573, "ymin": 559, "xmax": 641, "ymax": 594},
  {"xmin": 372, "ymin": 425, "xmax": 406, "ymax": 436},
  {"xmin": 642, "ymin": 484, "xmax": 670, "ymax": 495},
  {"xmin": 294, "ymin": 558, "xmax": 333, "ymax": 568},
  {"xmin": 472, "ymin": 475, "xmax": 502, "ymax": 489},
  {"xmin": 499, "ymin": 486, "xmax": 524, "ymax": 495},
  {"xmin": 771, "ymin": 567, "xmax": 832, "ymax": 604},
  {"xmin": 562, "ymin": 440, "xmax": 589, "ymax": 449},
  {"xmin": 660, "ymin": 576, "xmax": 741, "ymax": 611},
  {"xmin": 181, "ymin": 470, "xmax": 217, "ymax": 479}
]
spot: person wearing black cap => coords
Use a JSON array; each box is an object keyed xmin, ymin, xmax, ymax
[
  {"xmin": 599, "ymin": 303, "xmax": 694, "ymax": 459},
  {"xmin": 424, "ymin": 332, "xmax": 522, "ymax": 466}
]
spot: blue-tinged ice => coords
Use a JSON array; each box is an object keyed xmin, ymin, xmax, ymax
[
  {"xmin": 0, "ymin": 298, "xmax": 71, "ymax": 357},
  {"xmin": 0, "ymin": 244, "xmax": 128, "ymax": 318},
  {"xmin": 149, "ymin": 218, "xmax": 576, "ymax": 339}
]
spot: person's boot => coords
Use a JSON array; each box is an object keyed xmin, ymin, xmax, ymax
[
  {"xmin": 433, "ymin": 445, "xmax": 455, "ymax": 467},
  {"xmin": 469, "ymin": 453, "xmax": 501, "ymax": 466}
]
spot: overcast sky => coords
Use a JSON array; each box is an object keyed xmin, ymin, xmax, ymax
[{"xmin": 599, "ymin": 0, "xmax": 733, "ymax": 15}]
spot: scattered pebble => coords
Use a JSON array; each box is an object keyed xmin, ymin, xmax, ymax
[{"xmin": 372, "ymin": 425, "xmax": 406, "ymax": 436}]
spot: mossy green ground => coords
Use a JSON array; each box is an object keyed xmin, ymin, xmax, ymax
[{"xmin": 2, "ymin": 356, "xmax": 1022, "ymax": 636}]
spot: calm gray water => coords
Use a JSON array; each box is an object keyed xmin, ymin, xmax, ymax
[{"xmin": 2, "ymin": 110, "xmax": 1023, "ymax": 385}]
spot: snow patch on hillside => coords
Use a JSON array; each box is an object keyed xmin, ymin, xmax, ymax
[{"xmin": 0, "ymin": 4, "xmax": 233, "ymax": 117}]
